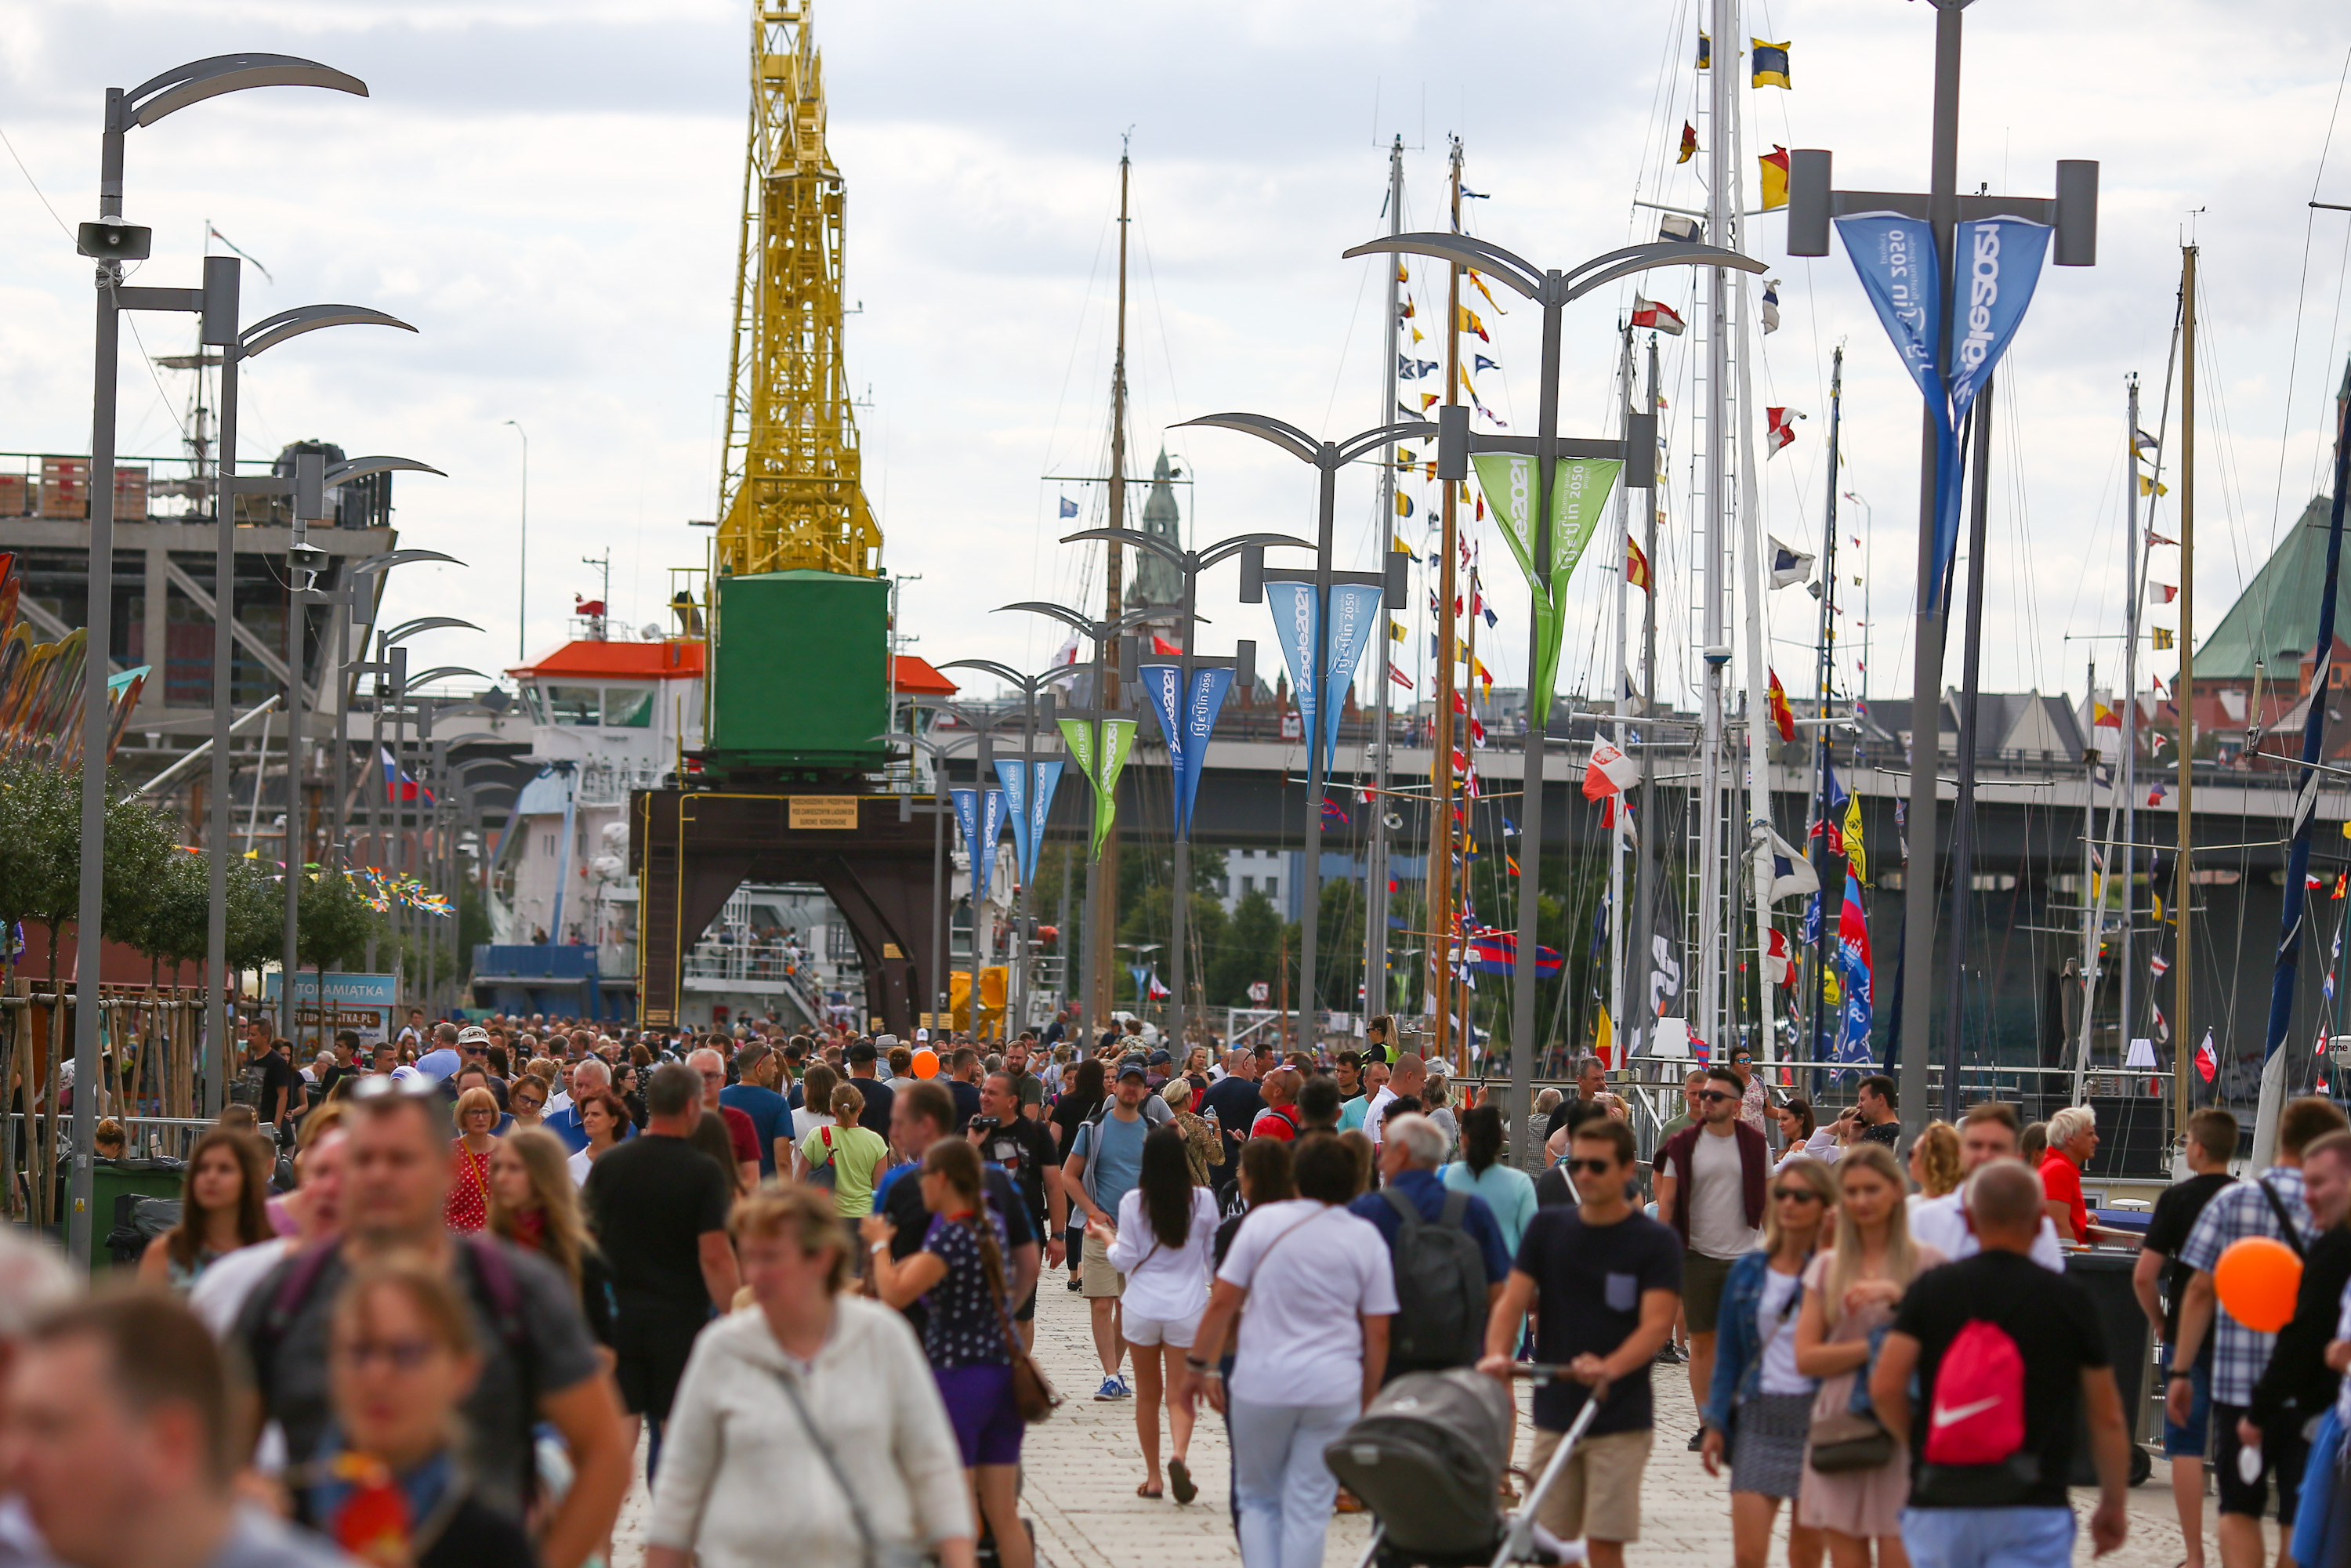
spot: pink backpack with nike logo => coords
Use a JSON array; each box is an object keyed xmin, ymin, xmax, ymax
[{"xmin": 1923, "ymin": 1319, "xmax": 2026, "ymax": 1465}]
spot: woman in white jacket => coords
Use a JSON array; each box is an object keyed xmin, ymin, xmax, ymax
[
  {"xmin": 1088, "ymin": 1122, "xmax": 1219, "ymax": 1505},
  {"xmin": 647, "ymin": 1185, "xmax": 976, "ymax": 1568}
]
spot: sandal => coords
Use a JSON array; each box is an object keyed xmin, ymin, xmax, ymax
[
  {"xmin": 1136, "ymin": 1482, "xmax": 1164, "ymax": 1499},
  {"xmin": 1170, "ymin": 1458, "xmax": 1196, "ymax": 1505}
]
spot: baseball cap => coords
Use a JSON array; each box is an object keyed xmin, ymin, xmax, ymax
[
  {"xmin": 1116, "ymin": 1060, "xmax": 1149, "ymax": 1084},
  {"xmin": 457, "ymin": 1026, "xmax": 491, "ymax": 1048}
]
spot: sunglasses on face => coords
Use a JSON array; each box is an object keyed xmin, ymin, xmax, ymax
[
  {"xmin": 1698, "ymin": 1090, "xmax": 1737, "ymax": 1104},
  {"xmin": 1565, "ymin": 1157, "xmax": 1619, "ymax": 1175},
  {"xmin": 1772, "ymin": 1187, "xmax": 1824, "ymax": 1204}
]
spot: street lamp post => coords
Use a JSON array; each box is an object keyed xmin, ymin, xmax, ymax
[
  {"xmin": 880, "ymin": 729, "xmax": 980, "ymax": 1035},
  {"xmin": 936, "ymin": 659, "xmax": 1066, "ymax": 1039},
  {"xmin": 1001, "ymin": 602, "xmax": 1159, "ymax": 1041},
  {"xmin": 1051, "ymin": 527, "xmax": 1295, "ymax": 1048},
  {"xmin": 1174, "ymin": 415, "xmax": 1424, "ymax": 1054},
  {"xmin": 1784, "ymin": 1, "xmax": 2099, "ymax": 1136},
  {"xmin": 78, "ymin": 53, "xmax": 368, "ymax": 1248},
  {"xmin": 1340, "ymin": 231, "xmax": 1761, "ymax": 1165},
  {"xmin": 331, "ymin": 556, "xmax": 469, "ymax": 867}
]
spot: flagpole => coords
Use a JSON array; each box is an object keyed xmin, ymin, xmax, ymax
[
  {"xmin": 1697, "ymin": 0, "xmax": 1736, "ymax": 1059},
  {"xmin": 1938, "ymin": 373, "xmax": 1995, "ymax": 1116},
  {"xmin": 1366, "ymin": 135, "xmax": 1404, "ymax": 1034},
  {"xmin": 2076, "ymin": 654, "xmax": 2101, "ymax": 1105},
  {"xmin": 1809, "ymin": 351, "xmax": 1845, "ymax": 1071},
  {"xmin": 1733, "ymin": 263, "xmax": 1778, "ymax": 1073},
  {"xmin": 1610, "ymin": 324, "xmax": 1633, "ymax": 1070},
  {"xmin": 2175, "ymin": 242, "xmax": 2197, "ymax": 1138},
  {"xmin": 2121, "ymin": 375, "xmax": 2141, "ymax": 1083},
  {"xmin": 1428, "ymin": 137, "xmax": 1465, "ymax": 1072},
  {"xmin": 1635, "ymin": 335, "xmax": 1663, "ymax": 1077}
]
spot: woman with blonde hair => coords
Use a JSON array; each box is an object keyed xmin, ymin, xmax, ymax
[
  {"xmin": 1794, "ymin": 1143, "xmax": 1943, "ymax": 1568},
  {"xmin": 648, "ymin": 1186, "xmax": 975, "ymax": 1568},
  {"xmin": 138, "ymin": 1124, "xmax": 273, "ymax": 1292},
  {"xmin": 799, "ymin": 1081, "xmax": 889, "ymax": 1225},
  {"xmin": 444, "ymin": 1086, "xmax": 501, "ymax": 1234},
  {"xmin": 1161, "ymin": 1077, "xmax": 1223, "ymax": 1186},
  {"xmin": 1907, "ymin": 1120, "xmax": 1962, "ymax": 1203},
  {"xmin": 1701, "ymin": 1154, "xmax": 1838, "ymax": 1568}
]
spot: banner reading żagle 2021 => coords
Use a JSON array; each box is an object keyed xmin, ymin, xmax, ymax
[{"xmin": 1472, "ymin": 452, "xmax": 1623, "ymax": 719}]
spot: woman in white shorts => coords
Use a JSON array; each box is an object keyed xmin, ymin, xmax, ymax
[{"xmin": 1092, "ymin": 1122, "xmax": 1220, "ymax": 1504}]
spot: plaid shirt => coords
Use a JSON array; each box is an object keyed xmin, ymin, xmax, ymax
[{"xmin": 2179, "ymin": 1167, "xmax": 2310, "ymax": 1406}]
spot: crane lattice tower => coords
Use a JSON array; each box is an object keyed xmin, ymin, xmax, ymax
[{"xmin": 715, "ymin": 0, "xmax": 880, "ymax": 579}]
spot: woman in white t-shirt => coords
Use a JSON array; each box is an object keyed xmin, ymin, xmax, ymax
[
  {"xmin": 788, "ymin": 1063, "xmax": 840, "ymax": 1181},
  {"xmin": 1090, "ymin": 1124, "xmax": 1219, "ymax": 1505},
  {"xmin": 1178, "ymin": 1135, "xmax": 1397, "ymax": 1568}
]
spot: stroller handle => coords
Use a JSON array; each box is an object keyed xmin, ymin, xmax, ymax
[{"xmin": 1512, "ymin": 1363, "xmax": 1581, "ymax": 1382}]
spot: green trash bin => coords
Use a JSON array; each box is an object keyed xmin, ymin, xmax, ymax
[{"xmin": 87, "ymin": 1158, "xmax": 184, "ymax": 1275}]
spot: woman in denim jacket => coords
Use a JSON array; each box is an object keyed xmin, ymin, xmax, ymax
[{"xmin": 1701, "ymin": 1156, "xmax": 1838, "ymax": 1568}]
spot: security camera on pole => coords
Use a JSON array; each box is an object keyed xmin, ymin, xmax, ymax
[{"xmin": 1783, "ymin": 0, "xmax": 2099, "ymax": 1138}]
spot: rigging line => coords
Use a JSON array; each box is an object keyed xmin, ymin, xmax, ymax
[
  {"xmin": 2271, "ymin": 40, "xmax": 2351, "ymax": 550},
  {"xmin": 2194, "ymin": 272, "xmax": 2260, "ymax": 638},
  {"xmin": 0, "ymin": 120, "xmax": 71, "ymax": 241},
  {"xmin": 1320, "ymin": 244, "xmax": 1379, "ymax": 441}
]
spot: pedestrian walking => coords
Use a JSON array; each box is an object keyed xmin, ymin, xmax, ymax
[
  {"xmin": 1480, "ymin": 1117, "xmax": 1680, "ymax": 1568},
  {"xmin": 1655, "ymin": 1065, "xmax": 1770, "ymax": 1443},
  {"xmin": 1353, "ymin": 1112, "xmax": 1512, "ymax": 1380},
  {"xmin": 1701, "ymin": 1153, "xmax": 1837, "ymax": 1568},
  {"xmin": 1441, "ymin": 1103, "xmax": 1539, "ymax": 1258},
  {"xmin": 302, "ymin": 1255, "xmax": 539, "ymax": 1565},
  {"xmin": 1726, "ymin": 1045, "xmax": 1772, "ymax": 1133},
  {"xmin": 490, "ymin": 1126, "xmax": 614, "ymax": 1347},
  {"xmin": 138, "ymin": 1124, "xmax": 273, "ymax": 1293},
  {"xmin": 2135, "ymin": 1105, "xmax": 2237, "ymax": 1568},
  {"xmin": 1092, "ymin": 1124, "xmax": 1219, "ymax": 1504},
  {"xmin": 1907, "ymin": 1103, "xmax": 2067, "ymax": 1269},
  {"xmin": 15, "ymin": 1294, "xmax": 355, "ymax": 1568},
  {"xmin": 1179, "ymin": 1134, "xmax": 1394, "ymax": 1568},
  {"xmin": 865, "ymin": 1139, "xmax": 1034, "ymax": 1568},
  {"xmin": 1063, "ymin": 1060, "xmax": 1157, "ymax": 1400},
  {"xmin": 564, "ymin": 1088, "xmax": 630, "ymax": 1186},
  {"xmin": 1907, "ymin": 1121, "xmax": 1961, "ymax": 1203},
  {"xmin": 1051, "ymin": 1058, "xmax": 1108, "ymax": 1291},
  {"xmin": 2171, "ymin": 1095, "xmax": 2350, "ymax": 1568},
  {"xmin": 235, "ymin": 1079, "xmax": 629, "ymax": 1567},
  {"xmin": 801, "ymin": 1082, "xmax": 893, "ymax": 1227},
  {"xmin": 2251, "ymin": 1131, "xmax": 2351, "ymax": 1568},
  {"xmin": 1871, "ymin": 1161, "xmax": 2130, "ymax": 1568},
  {"xmin": 445, "ymin": 1087, "xmax": 501, "ymax": 1234},
  {"xmin": 645, "ymin": 1186, "xmax": 976, "ymax": 1568},
  {"xmin": 1793, "ymin": 1143, "xmax": 1943, "ymax": 1568},
  {"xmin": 583, "ymin": 1063, "xmax": 741, "ymax": 1484}
]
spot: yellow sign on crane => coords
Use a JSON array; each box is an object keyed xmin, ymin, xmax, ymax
[{"xmin": 715, "ymin": 0, "xmax": 881, "ymax": 579}]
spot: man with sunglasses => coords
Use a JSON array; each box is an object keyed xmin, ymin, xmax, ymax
[
  {"xmin": 1481, "ymin": 1118, "xmax": 1680, "ymax": 1568},
  {"xmin": 1653, "ymin": 1065, "xmax": 1769, "ymax": 1446}
]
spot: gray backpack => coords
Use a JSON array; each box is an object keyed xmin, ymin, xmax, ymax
[{"xmin": 1381, "ymin": 1188, "xmax": 1487, "ymax": 1369}]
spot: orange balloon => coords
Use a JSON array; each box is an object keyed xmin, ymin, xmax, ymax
[
  {"xmin": 911, "ymin": 1048, "xmax": 940, "ymax": 1080},
  {"xmin": 2214, "ymin": 1234, "xmax": 2302, "ymax": 1333}
]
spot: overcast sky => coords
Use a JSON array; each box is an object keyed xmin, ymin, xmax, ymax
[{"xmin": 3, "ymin": 0, "xmax": 2350, "ymax": 718}]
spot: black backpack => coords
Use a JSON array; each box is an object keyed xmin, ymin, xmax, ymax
[{"xmin": 1382, "ymin": 1188, "xmax": 1488, "ymax": 1369}]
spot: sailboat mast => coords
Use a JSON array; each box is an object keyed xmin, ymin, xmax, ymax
[
  {"xmin": 1809, "ymin": 350, "xmax": 1845, "ymax": 1061},
  {"xmin": 2175, "ymin": 243, "xmax": 2197, "ymax": 1128},
  {"xmin": 2121, "ymin": 375, "xmax": 2140, "ymax": 1077},
  {"xmin": 1632, "ymin": 336, "xmax": 1662, "ymax": 1063},
  {"xmin": 1697, "ymin": 0, "xmax": 1736, "ymax": 1053},
  {"xmin": 1427, "ymin": 139, "xmax": 1465, "ymax": 1069},
  {"xmin": 1088, "ymin": 146, "xmax": 1132, "ymax": 1030},
  {"xmin": 2076, "ymin": 654, "xmax": 2101, "ymax": 1103},
  {"xmin": 1367, "ymin": 136, "xmax": 1404, "ymax": 1031},
  {"xmin": 1610, "ymin": 326, "xmax": 1634, "ymax": 1063}
]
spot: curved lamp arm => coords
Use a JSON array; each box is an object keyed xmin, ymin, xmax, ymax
[
  {"xmin": 937, "ymin": 657, "xmax": 1040, "ymax": 691},
  {"xmin": 1198, "ymin": 531, "xmax": 1313, "ymax": 567},
  {"xmin": 1336, "ymin": 420, "xmax": 1440, "ymax": 466},
  {"xmin": 404, "ymin": 666, "xmax": 490, "ymax": 689},
  {"xmin": 1563, "ymin": 242, "xmax": 1764, "ymax": 304},
  {"xmin": 239, "ymin": 305, "xmax": 415, "ymax": 360},
  {"xmin": 121, "ymin": 54, "xmax": 366, "ymax": 129},
  {"xmin": 384, "ymin": 617, "xmax": 480, "ymax": 643},
  {"xmin": 1341, "ymin": 233, "xmax": 1542, "ymax": 299},
  {"xmin": 1060, "ymin": 527, "xmax": 1189, "ymax": 570},
  {"xmin": 329, "ymin": 455, "xmax": 447, "ymax": 487},
  {"xmin": 355, "ymin": 549, "xmax": 462, "ymax": 576},
  {"xmin": 997, "ymin": 600, "xmax": 1093, "ymax": 635},
  {"xmin": 1176, "ymin": 412, "xmax": 1320, "ymax": 465}
]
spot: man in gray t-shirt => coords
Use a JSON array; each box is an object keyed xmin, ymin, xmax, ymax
[
  {"xmin": 237, "ymin": 1089, "xmax": 627, "ymax": 1565},
  {"xmin": 1653, "ymin": 1065, "xmax": 1769, "ymax": 1440}
]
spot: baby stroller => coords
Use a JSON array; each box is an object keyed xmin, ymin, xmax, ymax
[{"xmin": 1325, "ymin": 1366, "xmax": 1596, "ymax": 1568}]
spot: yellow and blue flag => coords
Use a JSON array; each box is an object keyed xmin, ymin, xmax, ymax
[{"xmin": 1752, "ymin": 39, "xmax": 1791, "ymax": 89}]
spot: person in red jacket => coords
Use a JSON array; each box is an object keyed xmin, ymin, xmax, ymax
[
  {"xmin": 1249, "ymin": 1070, "xmax": 1302, "ymax": 1142},
  {"xmin": 1652, "ymin": 1064, "xmax": 1769, "ymax": 1444}
]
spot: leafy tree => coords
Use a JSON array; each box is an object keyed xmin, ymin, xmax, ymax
[
  {"xmin": 225, "ymin": 856, "xmax": 283, "ymax": 977},
  {"xmin": 0, "ymin": 759, "xmax": 78, "ymax": 984},
  {"xmin": 1208, "ymin": 890, "xmax": 1282, "ymax": 1008}
]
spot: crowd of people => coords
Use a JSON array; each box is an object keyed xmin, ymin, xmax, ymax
[{"xmin": 21, "ymin": 1001, "xmax": 2351, "ymax": 1568}]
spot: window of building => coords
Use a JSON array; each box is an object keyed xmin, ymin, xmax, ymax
[
  {"xmin": 605, "ymin": 686, "xmax": 654, "ymax": 728},
  {"xmin": 1241, "ymin": 876, "xmax": 1255, "ymax": 895},
  {"xmin": 545, "ymin": 685, "xmax": 600, "ymax": 725}
]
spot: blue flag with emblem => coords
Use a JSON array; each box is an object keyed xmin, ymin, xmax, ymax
[
  {"xmin": 975, "ymin": 788, "xmax": 1007, "ymax": 906},
  {"xmin": 1137, "ymin": 662, "xmax": 1237, "ymax": 838}
]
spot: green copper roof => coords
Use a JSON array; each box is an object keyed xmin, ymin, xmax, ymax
[{"xmin": 2196, "ymin": 493, "xmax": 2349, "ymax": 679}]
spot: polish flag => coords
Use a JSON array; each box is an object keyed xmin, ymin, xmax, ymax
[{"xmin": 1583, "ymin": 741, "xmax": 1639, "ymax": 801}]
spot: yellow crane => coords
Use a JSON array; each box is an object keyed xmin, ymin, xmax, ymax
[{"xmin": 715, "ymin": 0, "xmax": 880, "ymax": 579}]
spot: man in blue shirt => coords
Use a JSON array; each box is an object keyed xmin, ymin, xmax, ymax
[
  {"xmin": 717, "ymin": 1041, "xmax": 792, "ymax": 1179},
  {"xmin": 1352, "ymin": 1110, "xmax": 1512, "ymax": 1383},
  {"xmin": 1060, "ymin": 1060, "xmax": 1154, "ymax": 1400},
  {"xmin": 544, "ymin": 1059, "xmax": 618, "ymax": 1153}
]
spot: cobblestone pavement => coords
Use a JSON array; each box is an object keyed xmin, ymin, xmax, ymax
[{"xmin": 614, "ymin": 1271, "xmax": 2244, "ymax": 1568}]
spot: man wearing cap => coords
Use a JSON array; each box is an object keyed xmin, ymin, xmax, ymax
[
  {"xmin": 454, "ymin": 1025, "xmax": 509, "ymax": 1110},
  {"xmin": 1062, "ymin": 1058, "xmax": 1157, "ymax": 1400}
]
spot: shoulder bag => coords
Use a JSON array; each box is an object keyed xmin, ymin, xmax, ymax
[
  {"xmin": 969, "ymin": 1217, "xmax": 1060, "ymax": 1422},
  {"xmin": 767, "ymin": 1365, "xmax": 932, "ymax": 1568},
  {"xmin": 1806, "ymin": 1268, "xmax": 1896, "ymax": 1472}
]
